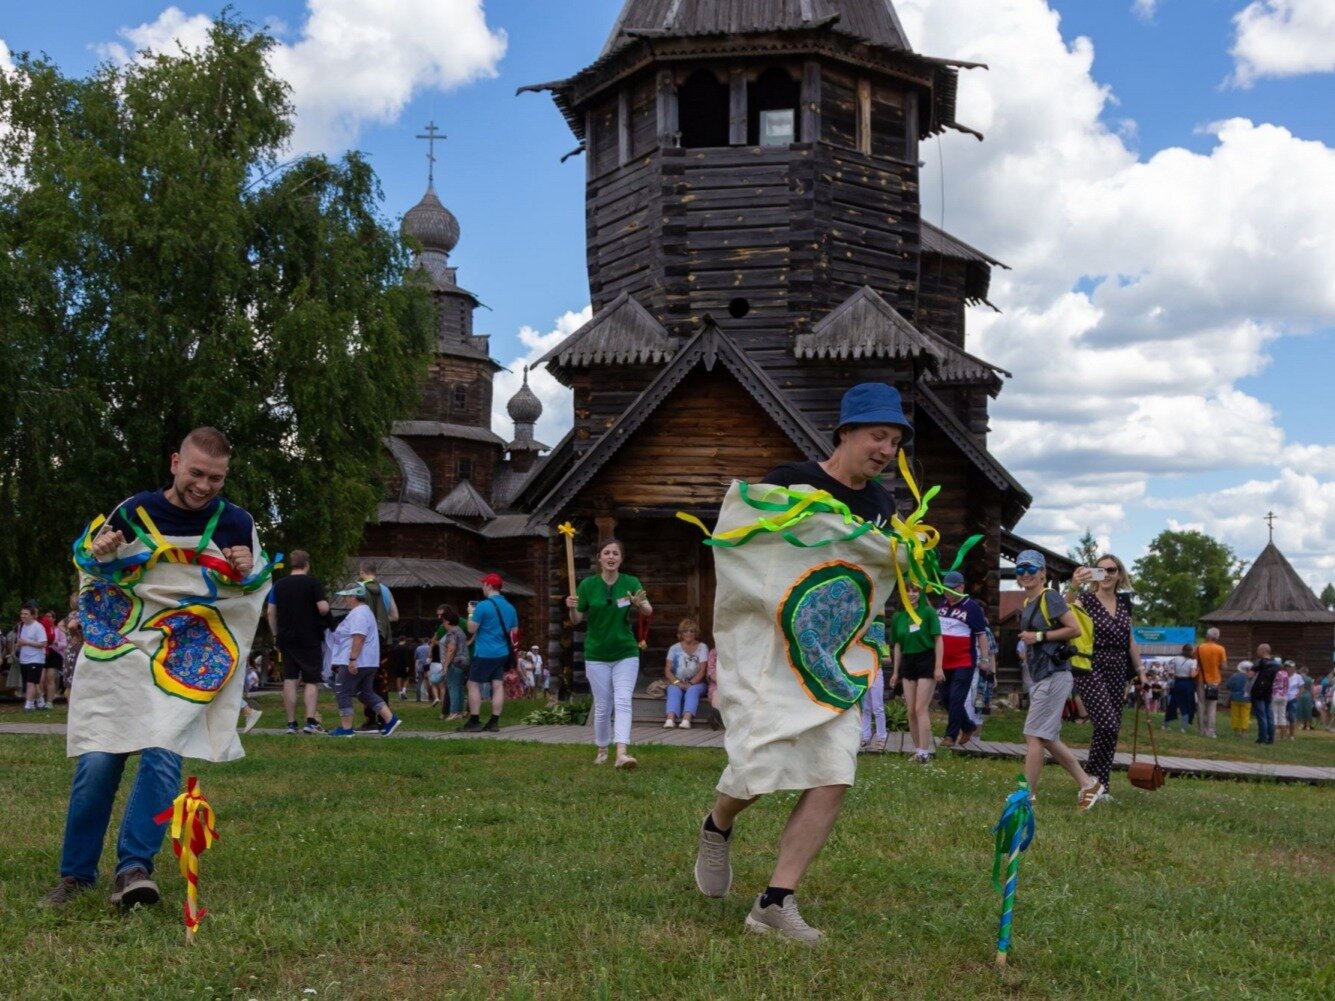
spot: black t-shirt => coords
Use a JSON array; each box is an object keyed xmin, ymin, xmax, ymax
[
  {"xmin": 109, "ymin": 490, "xmax": 255, "ymax": 551},
  {"xmin": 1250, "ymin": 657, "xmax": 1281, "ymax": 702},
  {"xmin": 763, "ymin": 460, "xmax": 895, "ymax": 526},
  {"xmin": 268, "ymin": 573, "xmax": 328, "ymax": 649}
]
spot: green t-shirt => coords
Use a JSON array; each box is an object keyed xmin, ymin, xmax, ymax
[
  {"xmin": 889, "ymin": 601, "xmax": 941, "ymax": 657},
  {"xmin": 577, "ymin": 572, "xmax": 644, "ymax": 663}
]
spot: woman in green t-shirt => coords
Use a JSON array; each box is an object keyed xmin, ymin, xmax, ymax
[
  {"xmin": 887, "ymin": 582, "xmax": 944, "ymax": 764},
  {"xmin": 565, "ymin": 538, "xmax": 653, "ymax": 768}
]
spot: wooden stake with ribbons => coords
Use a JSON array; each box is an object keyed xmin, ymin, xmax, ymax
[
  {"xmin": 154, "ymin": 776, "xmax": 219, "ymax": 943},
  {"xmin": 558, "ymin": 522, "xmax": 578, "ymax": 623}
]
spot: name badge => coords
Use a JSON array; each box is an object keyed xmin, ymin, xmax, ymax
[
  {"xmin": 908, "ymin": 624, "xmax": 920, "ymax": 633},
  {"xmin": 616, "ymin": 596, "xmax": 631, "ymax": 608}
]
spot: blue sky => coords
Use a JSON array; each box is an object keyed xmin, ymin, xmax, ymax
[{"xmin": 4, "ymin": 1, "xmax": 1334, "ymax": 591}]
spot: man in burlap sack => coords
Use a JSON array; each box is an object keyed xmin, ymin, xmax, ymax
[
  {"xmin": 693, "ymin": 383, "xmax": 911, "ymax": 943},
  {"xmin": 40, "ymin": 428, "xmax": 269, "ymax": 909}
]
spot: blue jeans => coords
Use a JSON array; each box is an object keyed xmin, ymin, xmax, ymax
[
  {"xmin": 1252, "ymin": 697, "xmax": 1274, "ymax": 742},
  {"xmin": 446, "ymin": 663, "xmax": 467, "ymax": 714},
  {"xmin": 59, "ymin": 748, "xmax": 182, "ymax": 884},
  {"xmin": 944, "ymin": 667, "xmax": 977, "ymax": 739},
  {"xmin": 1164, "ymin": 678, "xmax": 1197, "ymax": 726},
  {"xmin": 666, "ymin": 682, "xmax": 706, "ymax": 718}
]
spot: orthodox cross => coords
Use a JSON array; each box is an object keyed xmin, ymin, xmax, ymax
[
  {"xmin": 415, "ymin": 121, "xmax": 446, "ymax": 187},
  {"xmin": 1265, "ymin": 510, "xmax": 1276, "ymax": 543}
]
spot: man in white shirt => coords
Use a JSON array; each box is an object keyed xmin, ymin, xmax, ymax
[
  {"xmin": 326, "ymin": 584, "xmax": 401, "ymax": 738},
  {"xmin": 16, "ymin": 605, "xmax": 49, "ymax": 711}
]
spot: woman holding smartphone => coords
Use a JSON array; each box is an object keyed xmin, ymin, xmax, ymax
[
  {"xmin": 1067, "ymin": 554, "xmax": 1148, "ymax": 797},
  {"xmin": 565, "ymin": 538, "xmax": 652, "ymax": 768}
]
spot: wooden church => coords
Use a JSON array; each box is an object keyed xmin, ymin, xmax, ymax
[
  {"xmin": 360, "ymin": 0, "xmax": 1033, "ymax": 683},
  {"xmin": 1201, "ymin": 542, "xmax": 1335, "ymax": 669}
]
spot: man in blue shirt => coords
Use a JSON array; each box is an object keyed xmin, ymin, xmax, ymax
[{"xmin": 461, "ymin": 573, "xmax": 518, "ymax": 733}]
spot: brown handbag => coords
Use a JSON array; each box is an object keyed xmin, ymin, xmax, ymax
[{"xmin": 1127, "ymin": 695, "xmax": 1167, "ymax": 790}]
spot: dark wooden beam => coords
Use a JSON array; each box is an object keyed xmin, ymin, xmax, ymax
[
  {"xmin": 729, "ymin": 69, "xmax": 747, "ymax": 146},
  {"xmin": 801, "ymin": 60, "xmax": 822, "ymax": 144}
]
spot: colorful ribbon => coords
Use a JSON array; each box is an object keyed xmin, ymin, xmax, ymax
[
  {"xmin": 154, "ymin": 776, "xmax": 219, "ymax": 942},
  {"xmin": 990, "ymin": 776, "xmax": 1035, "ymax": 965},
  {"xmin": 677, "ymin": 454, "xmax": 983, "ymax": 624}
]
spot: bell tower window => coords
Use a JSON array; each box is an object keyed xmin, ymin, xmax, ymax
[
  {"xmin": 452, "ymin": 384, "xmax": 468, "ymax": 411},
  {"xmin": 748, "ymin": 68, "xmax": 801, "ymax": 146},
  {"xmin": 458, "ymin": 457, "xmax": 473, "ymax": 481},
  {"xmin": 678, "ymin": 70, "xmax": 729, "ymax": 149}
]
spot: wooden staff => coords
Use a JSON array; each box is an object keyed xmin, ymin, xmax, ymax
[{"xmin": 558, "ymin": 522, "xmax": 577, "ymax": 618}]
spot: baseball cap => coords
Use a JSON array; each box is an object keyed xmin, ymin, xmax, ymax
[
  {"xmin": 942, "ymin": 570, "xmax": 966, "ymax": 589},
  {"xmin": 480, "ymin": 572, "xmax": 504, "ymax": 590}
]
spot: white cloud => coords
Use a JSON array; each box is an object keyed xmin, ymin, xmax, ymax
[
  {"xmin": 491, "ymin": 306, "xmax": 590, "ymax": 451},
  {"xmin": 894, "ymin": 0, "xmax": 1335, "ymax": 583},
  {"xmin": 98, "ymin": 6, "xmax": 213, "ymax": 63},
  {"xmin": 1, "ymin": 37, "xmax": 14, "ymax": 74},
  {"xmin": 1131, "ymin": 1, "xmax": 1159, "ymax": 22},
  {"xmin": 1230, "ymin": 0, "xmax": 1335, "ymax": 88},
  {"xmin": 1151, "ymin": 470, "xmax": 1335, "ymax": 588},
  {"xmin": 102, "ymin": 2, "xmax": 508, "ymax": 153}
]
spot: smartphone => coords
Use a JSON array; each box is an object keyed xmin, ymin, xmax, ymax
[{"xmin": 1087, "ymin": 568, "xmax": 1107, "ymax": 582}]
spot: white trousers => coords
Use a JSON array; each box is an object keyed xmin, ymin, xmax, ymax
[{"xmin": 587, "ymin": 657, "xmax": 638, "ymax": 748}]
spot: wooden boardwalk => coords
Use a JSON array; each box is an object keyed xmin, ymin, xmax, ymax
[{"xmin": 3, "ymin": 722, "xmax": 1330, "ymax": 784}]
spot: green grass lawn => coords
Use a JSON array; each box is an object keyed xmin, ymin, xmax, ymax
[{"xmin": 1, "ymin": 730, "xmax": 1331, "ymax": 1000}]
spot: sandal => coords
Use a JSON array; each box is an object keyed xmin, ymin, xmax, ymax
[
  {"xmin": 614, "ymin": 754, "xmax": 638, "ymax": 770},
  {"xmin": 873, "ymin": 738, "xmax": 887, "ymax": 752},
  {"xmin": 594, "ymin": 749, "xmax": 609, "ymax": 765}
]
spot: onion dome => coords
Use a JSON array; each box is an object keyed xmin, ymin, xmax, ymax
[
  {"xmin": 506, "ymin": 367, "xmax": 543, "ymax": 425},
  {"xmin": 401, "ymin": 185, "xmax": 460, "ymax": 258}
]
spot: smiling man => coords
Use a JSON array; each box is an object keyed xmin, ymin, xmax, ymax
[
  {"xmin": 41, "ymin": 426, "xmax": 265, "ymax": 911},
  {"xmin": 694, "ymin": 383, "xmax": 910, "ymax": 943}
]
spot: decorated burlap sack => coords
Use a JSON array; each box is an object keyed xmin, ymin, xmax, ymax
[
  {"xmin": 67, "ymin": 518, "xmax": 275, "ymax": 763},
  {"xmin": 710, "ymin": 481, "xmax": 896, "ymax": 798}
]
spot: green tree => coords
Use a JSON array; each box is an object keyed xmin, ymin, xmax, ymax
[
  {"xmin": 1320, "ymin": 583, "xmax": 1335, "ymax": 609},
  {"xmin": 1068, "ymin": 529, "xmax": 1101, "ymax": 568},
  {"xmin": 0, "ymin": 15, "xmax": 433, "ymax": 611},
  {"xmin": 1131, "ymin": 529, "xmax": 1247, "ymax": 626}
]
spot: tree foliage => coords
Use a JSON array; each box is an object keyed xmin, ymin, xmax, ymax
[
  {"xmin": 1321, "ymin": 584, "xmax": 1335, "ymax": 609},
  {"xmin": 1067, "ymin": 529, "xmax": 1101, "ymax": 568},
  {"xmin": 0, "ymin": 15, "xmax": 433, "ymax": 612},
  {"xmin": 1131, "ymin": 529, "xmax": 1247, "ymax": 626}
]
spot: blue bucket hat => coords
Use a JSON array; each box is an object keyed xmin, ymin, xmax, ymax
[{"xmin": 835, "ymin": 383, "xmax": 913, "ymax": 446}]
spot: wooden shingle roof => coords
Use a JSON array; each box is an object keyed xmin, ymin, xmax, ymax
[
  {"xmin": 535, "ymin": 292, "xmax": 676, "ymax": 383},
  {"xmin": 601, "ymin": 0, "xmax": 913, "ymax": 58},
  {"xmin": 383, "ymin": 436, "xmax": 431, "ymax": 506},
  {"xmin": 795, "ymin": 286, "xmax": 945, "ymax": 365},
  {"xmin": 1201, "ymin": 544, "xmax": 1335, "ymax": 624},
  {"xmin": 435, "ymin": 479, "xmax": 498, "ymax": 521},
  {"xmin": 921, "ymin": 220, "xmax": 1008, "ymax": 305}
]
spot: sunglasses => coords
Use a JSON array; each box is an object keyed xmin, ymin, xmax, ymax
[{"xmin": 1015, "ymin": 564, "xmax": 1043, "ymax": 576}]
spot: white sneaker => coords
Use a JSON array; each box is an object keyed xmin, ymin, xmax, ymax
[
  {"xmin": 241, "ymin": 709, "xmax": 262, "ymax": 734},
  {"xmin": 679, "ymin": 719, "xmax": 692, "ymax": 730},
  {"xmin": 745, "ymin": 894, "xmax": 824, "ymax": 944},
  {"xmin": 663, "ymin": 718, "xmax": 677, "ymax": 728},
  {"xmin": 694, "ymin": 816, "xmax": 732, "ymax": 898}
]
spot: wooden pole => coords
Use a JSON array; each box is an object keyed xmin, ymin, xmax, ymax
[{"xmin": 558, "ymin": 523, "xmax": 578, "ymax": 620}]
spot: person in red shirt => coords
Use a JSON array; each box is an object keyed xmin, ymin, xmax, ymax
[{"xmin": 936, "ymin": 571, "xmax": 988, "ymax": 750}]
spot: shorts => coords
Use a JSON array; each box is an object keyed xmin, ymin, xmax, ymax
[
  {"xmin": 899, "ymin": 650, "xmax": 936, "ymax": 682},
  {"xmin": 280, "ymin": 645, "xmax": 324, "ymax": 684},
  {"xmin": 469, "ymin": 655, "xmax": 508, "ymax": 685},
  {"xmin": 427, "ymin": 664, "xmax": 444, "ymax": 685},
  {"xmin": 20, "ymin": 663, "xmax": 44, "ymax": 685},
  {"xmin": 45, "ymin": 650, "xmax": 63, "ymax": 671},
  {"xmin": 392, "ymin": 658, "xmax": 412, "ymax": 680},
  {"xmin": 1024, "ymin": 671, "xmax": 1073, "ymax": 741}
]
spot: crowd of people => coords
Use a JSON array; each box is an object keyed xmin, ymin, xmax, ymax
[{"xmin": 15, "ymin": 393, "xmax": 1334, "ymax": 947}]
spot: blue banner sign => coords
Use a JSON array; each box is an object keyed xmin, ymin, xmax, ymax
[{"xmin": 1133, "ymin": 626, "xmax": 1196, "ymax": 646}]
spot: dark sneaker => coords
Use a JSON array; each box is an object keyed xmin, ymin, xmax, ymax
[
  {"xmin": 38, "ymin": 876, "xmax": 92, "ymax": 908},
  {"xmin": 482, "ymin": 717, "xmax": 500, "ymax": 733},
  {"xmin": 459, "ymin": 720, "xmax": 483, "ymax": 733},
  {"xmin": 744, "ymin": 893, "xmax": 824, "ymax": 944},
  {"xmin": 357, "ymin": 722, "xmax": 380, "ymax": 732},
  {"xmin": 302, "ymin": 720, "xmax": 326, "ymax": 734},
  {"xmin": 380, "ymin": 714, "xmax": 402, "ymax": 737},
  {"xmin": 284, "ymin": 722, "xmax": 299, "ymax": 735},
  {"xmin": 694, "ymin": 815, "xmax": 733, "ymax": 897},
  {"xmin": 110, "ymin": 867, "xmax": 159, "ymax": 908}
]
